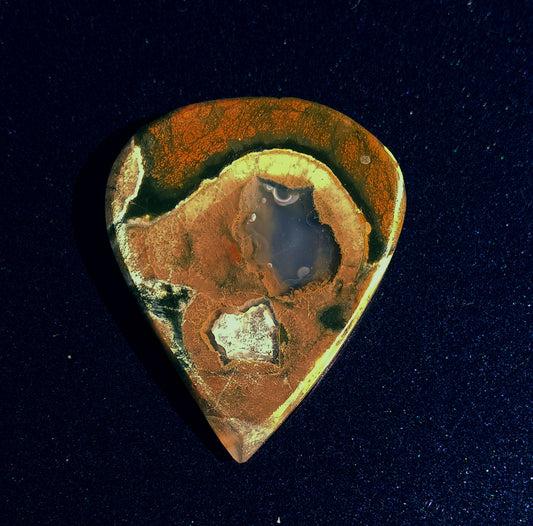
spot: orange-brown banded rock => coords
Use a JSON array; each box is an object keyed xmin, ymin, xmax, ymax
[{"xmin": 106, "ymin": 98, "xmax": 405, "ymax": 462}]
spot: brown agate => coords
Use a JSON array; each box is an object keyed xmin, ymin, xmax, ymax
[{"xmin": 105, "ymin": 98, "xmax": 405, "ymax": 462}]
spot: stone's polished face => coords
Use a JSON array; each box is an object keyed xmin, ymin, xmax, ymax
[
  {"xmin": 243, "ymin": 177, "xmax": 339, "ymax": 292},
  {"xmin": 106, "ymin": 98, "xmax": 405, "ymax": 462}
]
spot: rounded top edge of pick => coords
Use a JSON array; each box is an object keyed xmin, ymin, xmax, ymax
[{"xmin": 113, "ymin": 97, "xmax": 405, "ymax": 256}]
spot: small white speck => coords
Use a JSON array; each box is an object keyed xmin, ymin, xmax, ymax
[
  {"xmin": 261, "ymin": 197, "xmax": 267, "ymax": 204},
  {"xmin": 267, "ymin": 262, "xmax": 273, "ymax": 268},
  {"xmin": 297, "ymin": 266, "xmax": 310, "ymax": 279},
  {"xmin": 249, "ymin": 213, "xmax": 257, "ymax": 222},
  {"xmin": 360, "ymin": 155, "xmax": 371, "ymax": 165}
]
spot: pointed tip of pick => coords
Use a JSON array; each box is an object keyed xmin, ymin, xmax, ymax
[
  {"xmin": 227, "ymin": 443, "xmax": 258, "ymax": 464},
  {"xmin": 206, "ymin": 416, "xmax": 273, "ymax": 463}
]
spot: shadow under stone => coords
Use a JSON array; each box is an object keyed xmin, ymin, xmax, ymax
[{"xmin": 71, "ymin": 116, "xmax": 232, "ymax": 463}]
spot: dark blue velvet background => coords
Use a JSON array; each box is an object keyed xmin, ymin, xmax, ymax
[{"xmin": 2, "ymin": 1, "xmax": 531, "ymax": 524}]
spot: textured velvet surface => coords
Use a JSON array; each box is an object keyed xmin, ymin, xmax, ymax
[{"xmin": 3, "ymin": 1, "xmax": 530, "ymax": 524}]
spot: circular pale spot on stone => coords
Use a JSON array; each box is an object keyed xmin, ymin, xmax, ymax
[
  {"xmin": 360, "ymin": 155, "xmax": 371, "ymax": 165},
  {"xmin": 297, "ymin": 266, "xmax": 310, "ymax": 279}
]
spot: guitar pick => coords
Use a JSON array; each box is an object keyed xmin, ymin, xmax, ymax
[{"xmin": 106, "ymin": 98, "xmax": 405, "ymax": 462}]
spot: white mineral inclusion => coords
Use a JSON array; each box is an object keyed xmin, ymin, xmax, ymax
[{"xmin": 211, "ymin": 304, "xmax": 278, "ymax": 363}]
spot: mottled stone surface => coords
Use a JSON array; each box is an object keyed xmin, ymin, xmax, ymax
[
  {"xmin": 106, "ymin": 97, "xmax": 405, "ymax": 462},
  {"xmin": 210, "ymin": 301, "xmax": 279, "ymax": 364}
]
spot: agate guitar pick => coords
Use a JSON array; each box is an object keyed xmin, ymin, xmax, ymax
[{"xmin": 105, "ymin": 98, "xmax": 405, "ymax": 462}]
